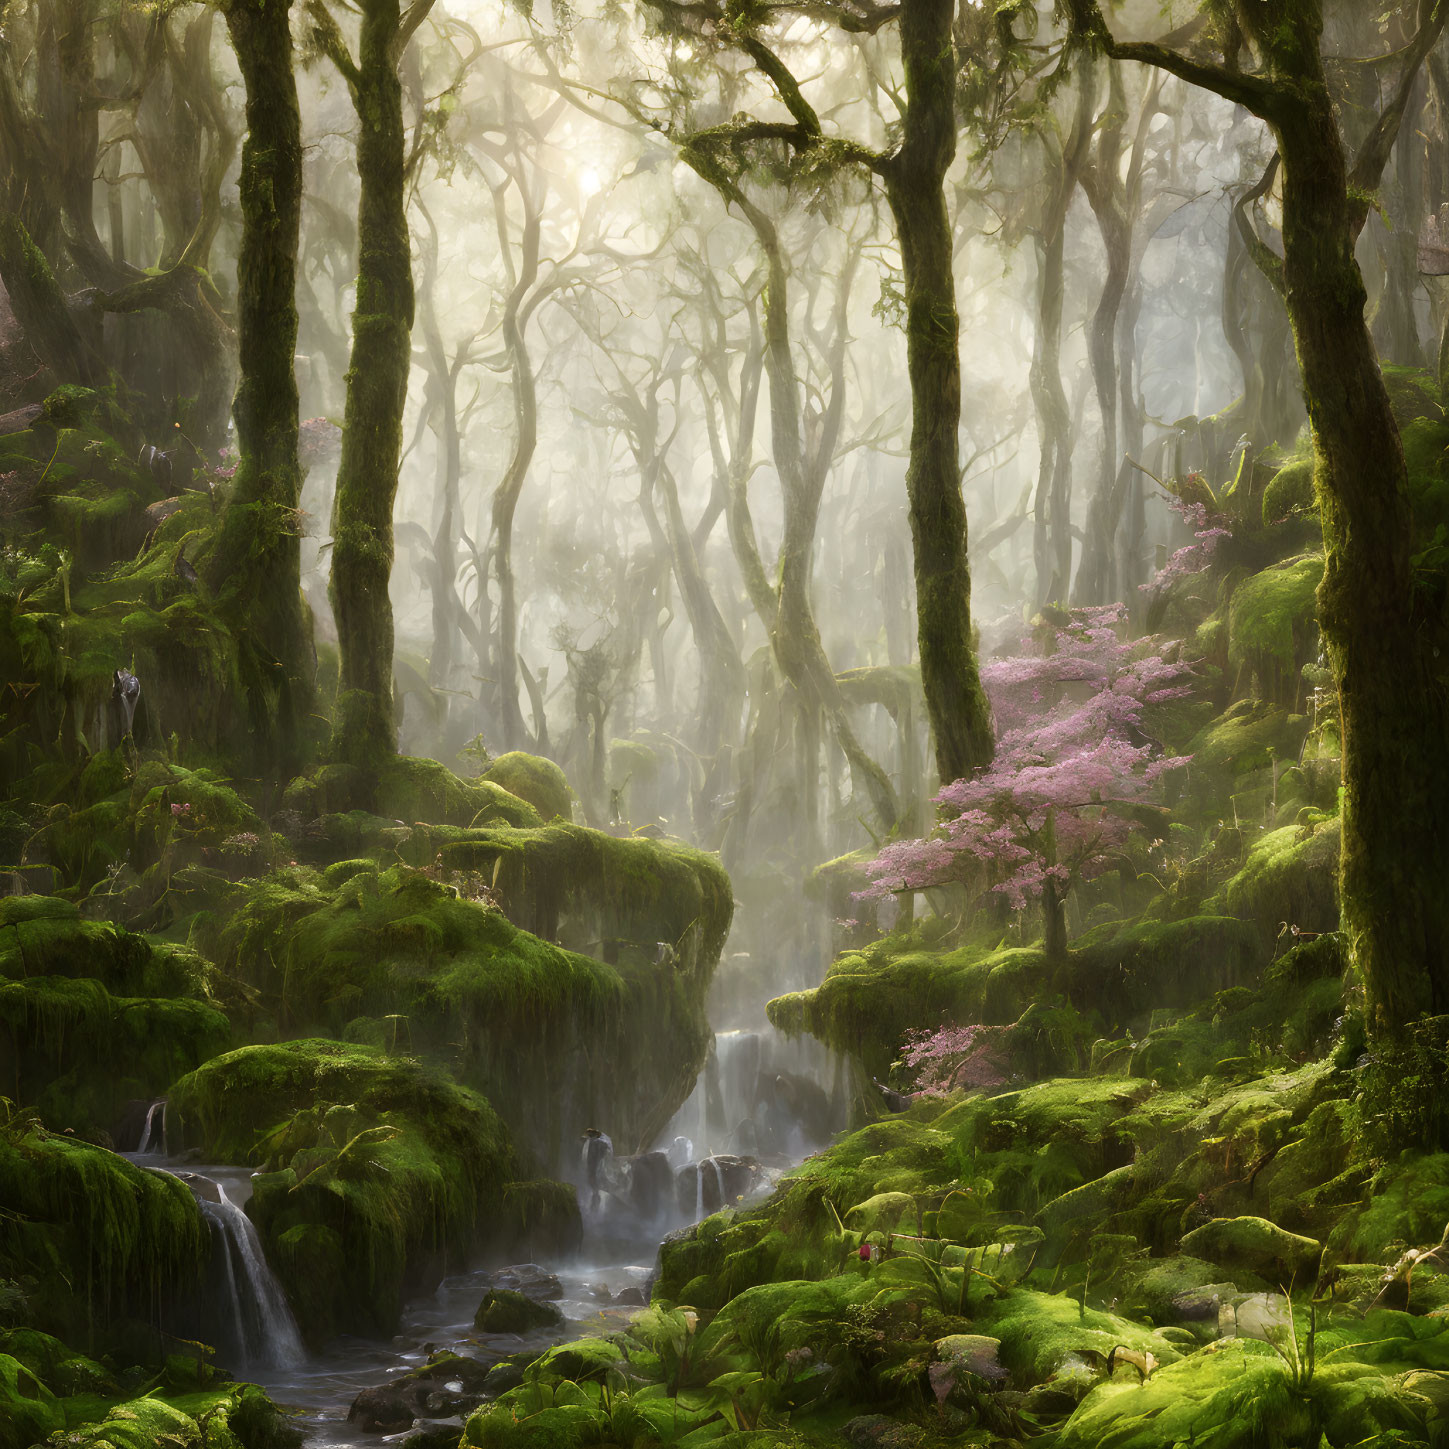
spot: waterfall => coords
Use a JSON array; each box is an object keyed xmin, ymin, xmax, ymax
[
  {"xmin": 194, "ymin": 1183, "xmax": 304, "ymax": 1371},
  {"xmin": 136, "ymin": 1100, "xmax": 165, "ymax": 1155}
]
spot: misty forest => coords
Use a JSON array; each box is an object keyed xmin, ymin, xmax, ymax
[{"xmin": 6, "ymin": 0, "xmax": 1449, "ymax": 1445}]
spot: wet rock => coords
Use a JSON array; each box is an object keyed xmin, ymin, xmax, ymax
[
  {"xmin": 612, "ymin": 1286, "xmax": 648, "ymax": 1306},
  {"xmin": 487, "ymin": 1263, "xmax": 563, "ymax": 1300},
  {"xmin": 403, "ymin": 1427, "xmax": 466, "ymax": 1449},
  {"xmin": 626, "ymin": 1150, "xmax": 675, "ymax": 1218},
  {"xmin": 172, "ymin": 1171, "xmax": 222, "ymax": 1204},
  {"xmin": 348, "ymin": 1353, "xmax": 491, "ymax": 1432},
  {"xmin": 482, "ymin": 1361, "xmax": 525, "ymax": 1396},
  {"xmin": 474, "ymin": 1288, "xmax": 564, "ymax": 1334},
  {"xmin": 347, "ymin": 1384, "xmax": 417, "ymax": 1433}
]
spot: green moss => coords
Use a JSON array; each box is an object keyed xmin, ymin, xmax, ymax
[
  {"xmin": 0, "ymin": 1352, "xmax": 63, "ymax": 1449},
  {"xmin": 1215, "ymin": 818, "xmax": 1340, "ymax": 940},
  {"xmin": 0, "ymin": 1112, "xmax": 207, "ymax": 1347},
  {"xmin": 0, "ymin": 895, "xmax": 233, "ymax": 1132},
  {"xmin": 1055, "ymin": 1338, "xmax": 1306, "ymax": 1449},
  {"xmin": 283, "ymin": 756, "xmax": 543, "ymax": 829},
  {"xmin": 476, "ymin": 1288, "xmax": 565, "ymax": 1334},
  {"xmin": 1186, "ymin": 700, "xmax": 1310, "ymax": 783},
  {"xmin": 1261, "ymin": 457, "xmax": 1316, "ymax": 525},
  {"xmin": 483, "ymin": 752, "xmax": 574, "ymax": 822},
  {"xmin": 1228, "ymin": 554, "xmax": 1324, "ymax": 675},
  {"xmin": 767, "ymin": 937, "xmax": 1049, "ymax": 1076},
  {"xmin": 198, "ymin": 858, "xmax": 713, "ymax": 1153},
  {"xmin": 166, "ymin": 1039, "xmax": 574, "ymax": 1344},
  {"xmin": 1178, "ymin": 1215, "xmax": 1322, "ymax": 1284},
  {"xmin": 1381, "ymin": 364, "xmax": 1444, "ymax": 427},
  {"xmin": 977, "ymin": 1289, "xmax": 1179, "ymax": 1384}
]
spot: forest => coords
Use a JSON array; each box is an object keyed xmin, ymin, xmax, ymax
[{"xmin": 3, "ymin": 0, "xmax": 1449, "ymax": 1445}]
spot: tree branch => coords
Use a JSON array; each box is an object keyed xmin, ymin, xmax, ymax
[{"xmin": 1063, "ymin": 0, "xmax": 1284, "ymax": 120}]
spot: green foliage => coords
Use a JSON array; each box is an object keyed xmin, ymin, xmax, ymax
[
  {"xmin": 0, "ymin": 1105, "xmax": 207, "ymax": 1347},
  {"xmin": 165, "ymin": 1039, "xmax": 572, "ymax": 1343}
]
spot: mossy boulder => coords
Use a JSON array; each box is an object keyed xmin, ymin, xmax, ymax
[
  {"xmin": 0, "ymin": 894, "xmax": 233, "ymax": 1134},
  {"xmin": 482, "ymin": 752, "xmax": 573, "ymax": 823},
  {"xmin": 475, "ymin": 1289, "xmax": 565, "ymax": 1334},
  {"xmin": 1215, "ymin": 817, "xmax": 1340, "ymax": 941},
  {"xmin": 1261, "ymin": 456, "xmax": 1315, "ymax": 525},
  {"xmin": 282, "ymin": 756, "xmax": 542, "ymax": 829},
  {"xmin": 1228, "ymin": 553, "xmax": 1323, "ymax": 693},
  {"xmin": 201, "ymin": 860, "xmax": 717, "ymax": 1157},
  {"xmin": 1186, "ymin": 699, "xmax": 1310, "ymax": 786},
  {"xmin": 0, "ymin": 1352, "xmax": 63, "ymax": 1449},
  {"xmin": 767, "ymin": 936, "xmax": 1049, "ymax": 1076},
  {"xmin": 0, "ymin": 1113, "xmax": 208, "ymax": 1346},
  {"xmin": 1179, "ymin": 1215, "xmax": 1322, "ymax": 1284},
  {"xmin": 166, "ymin": 1039, "xmax": 568, "ymax": 1344}
]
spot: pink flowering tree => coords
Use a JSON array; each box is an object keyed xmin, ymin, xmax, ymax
[{"xmin": 861, "ymin": 606, "xmax": 1194, "ymax": 959}]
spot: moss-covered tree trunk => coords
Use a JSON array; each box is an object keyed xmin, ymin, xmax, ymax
[
  {"xmin": 1072, "ymin": 0, "xmax": 1449, "ymax": 1034},
  {"xmin": 208, "ymin": 0, "xmax": 313, "ymax": 765},
  {"xmin": 321, "ymin": 0, "xmax": 427, "ymax": 768},
  {"xmin": 1274, "ymin": 85, "xmax": 1449, "ymax": 1034},
  {"xmin": 880, "ymin": 0, "xmax": 994, "ymax": 784}
]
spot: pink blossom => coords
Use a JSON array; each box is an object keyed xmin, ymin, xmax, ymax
[{"xmin": 859, "ymin": 608, "xmax": 1196, "ymax": 930}]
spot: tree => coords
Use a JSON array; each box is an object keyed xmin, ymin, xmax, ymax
[
  {"xmin": 207, "ymin": 0, "xmax": 314, "ymax": 763},
  {"xmin": 1067, "ymin": 0, "xmax": 1449, "ymax": 1035},
  {"xmin": 639, "ymin": 0, "xmax": 995, "ymax": 784},
  {"xmin": 861, "ymin": 605, "xmax": 1192, "ymax": 960},
  {"xmin": 306, "ymin": 0, "xmax": 436, "ymax": 769}
]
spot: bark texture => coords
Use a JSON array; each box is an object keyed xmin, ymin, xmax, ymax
[
  {"xmin": 880, "ymin": 0, "xmax": 994, "ymax": 783},
  {"xmin": 208, "ymin": 0, "xmax": 313, "ymax": 762}
]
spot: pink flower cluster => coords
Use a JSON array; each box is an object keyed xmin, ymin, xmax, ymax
[
  {"xmin": 900, "ymin": 1023, "xmax": 1008, "ymax": 1096},
  {"xmin": 1142, "ymin": 497, "xmax": 1231, "ymax": 594},
  {"xmin": 860, "ymin": 606, "xmax": 1194, "ymax": 914},
  {"xmin": 299, "ymin": 417, "xmax": 342, "ymax": 467}
]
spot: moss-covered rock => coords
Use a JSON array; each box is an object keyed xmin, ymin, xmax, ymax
[
  {"xmin": 767, "ymin": 936, "xmax": 1050, "ymax": 1076},
  {"xmin": 475, "ymin": 1289, "xmax": 565, "ymax": 1334},
  {"xmin": 200, "ymin": 860, "xmax": 716, "ymax": 1156},
  {"xmin": 1261, "ymin": 456, "xmax": 1315, "ymax": 525},
  {"xmin": 1179, "ymin": 1216, "xmax": 1322, "ymax": 1285},
  {"xmin": 0, "ymin": 1109, "xmax": 207, "ymax": 1347},
  {"xmin": 166, "ymin": 1039, "xmax": 567, "ymax": 1344},
  {"xmin": 282, "ymin": 755, "xmax": 542, "ymax": 829},
  {"xmin": 1186, "ymin": 699, "xmax": 1310, "ymax": 787},
  {"xmin": 1215, "ymin": 817, "xmax": 1340, "ymax": 941},
  {"xmin": 482, "ymin": 752, "xmax": 574, "ymax": 823},
  {"xmin": 0, "ymin": 895, "xmax": 233, "ymax": 1133}
]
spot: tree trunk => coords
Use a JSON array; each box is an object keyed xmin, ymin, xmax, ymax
[
  {"xmin": 880, "ymin": 0, "xmax": 993, "ymax": 784},
  {"xmin": 208, "ymin": 0, "xmax": 313, "ymax": 765},
  {"xmin": 1276, "ymin": 87, "xmax": 1449, "ymax": 1034},
  {"xmin": 1041, "ymin": 878, "xmax": 1068, "ymax": 963},
  {"xmin": 327, "ymin": 0, "xmax": 417, "ymax": 768}
]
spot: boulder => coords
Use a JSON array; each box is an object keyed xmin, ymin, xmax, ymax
[
  {"xmin": 474, "ymin": 1288, "xmax": 564, "ymax": 1335},
  {"xmin": 1180, "ymin": 1215, "xmax": 1322, "ymax": 1285}
]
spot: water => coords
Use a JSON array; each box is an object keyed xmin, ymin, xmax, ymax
[
  {"xmin": 137, "ymin": 1099, "xmax": 165, "ymax": 1155},
  {"xmin": 127, "ymin": 933, "xmax": 845, "ymax": 1443},
  {"xmin": 199, "ymin": 1185, "xmax": 306, "ymax": 1371}
]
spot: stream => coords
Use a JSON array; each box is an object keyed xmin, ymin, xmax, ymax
[{"xmin": 124, "ymin": 1021, "xmax": 843, "ymax": 1447}]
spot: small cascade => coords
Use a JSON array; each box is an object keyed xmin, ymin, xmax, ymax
[
  {"xmin": 664, "ymin": 1025, "xmax": 844, "ymax": 1160},
  {"xmin": 136, "ymin": 1099, "xmax": 165, "ymax": 1156},
  {"xmin": 191, "ymin": 1182, "xmax": 304, "ymax": 1371}
]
